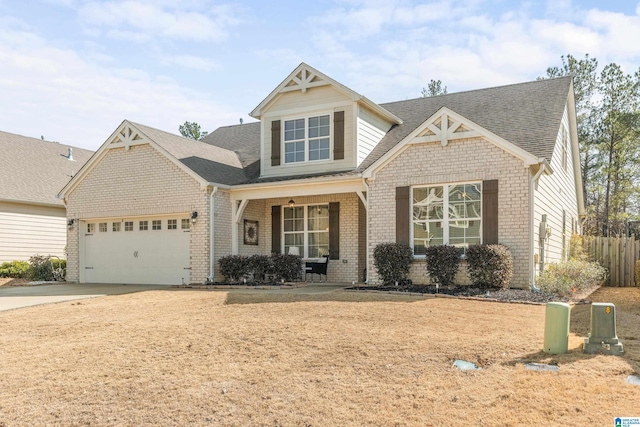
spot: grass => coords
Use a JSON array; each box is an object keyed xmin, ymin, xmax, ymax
[{"xmin": 0, "ymin": 286, "xmax": 639, "ymax": 426}]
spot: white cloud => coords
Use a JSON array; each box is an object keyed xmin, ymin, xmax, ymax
[
  {"xmin": 77, "ymin": 1, "xmax": 240, "ymax": 42},
  {"xmin": 0, "ymin": 21, "xmax": 242, "ymax": 149}
]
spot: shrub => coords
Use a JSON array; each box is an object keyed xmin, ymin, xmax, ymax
[
  {"xmin": 424, "ymin": 245, "xmax": 462, "ymax": 287},
  {"xmin": 636, "ymin": 260, "xmax": 640, "ymax": 287},
  {"xmin": 271, "ymin": 254, "xmax": 302, "ymax": 282},
  {"xmin": 536, "ymin": 259, "xmax": 606, "ymax": 297},
  {"xmin": 569, "ymin": 233, "xmax": 588, "ymax": 261},
  {"xmin": 466, "ymin": 244, "xmax": 513, "ymax": 290},
  {"xmin": 0, "ymin": 261, "xmax": 30, "ymax": 278},
  {"xmin": 218, "ymin": 255, "xmax": 247, "ymax": 282},
  {"xmin": 28, "ymin": 255, "xmax": 66, "ymax": 281},
  {"xmin": 247, "ymin": 254, "xmax": 273, "ymax": 282},
  {"xmin": 373, "ymin": 243, "xmax": 413, "ymax": 285}
]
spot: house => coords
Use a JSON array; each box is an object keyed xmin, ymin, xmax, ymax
[
  {"xmin": 0, "ymin": 131, "xmax": 93, "ymax": 263},
  {"xmin": 58, "ymin": 63, "xmax": 583, "ymax": 288}
]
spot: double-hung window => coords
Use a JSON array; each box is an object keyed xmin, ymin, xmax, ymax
[
  {"xmin": 412, "ymin": 182, "xmax": 482, "ymax": 255},
  {"xmin": 284, "ymin": 114, "xmax": 330, "ymax": 163},
  {"xmin": 283, "ymin": 204, "xmax": 329, "ymax": 258}
]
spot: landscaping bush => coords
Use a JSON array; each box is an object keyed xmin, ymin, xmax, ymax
[
  {"xmin": 536, "ymin": 259, "xmax": 606, "ymax": 297},
  {"xmin": 271, "ymin": 254, "xmax": 302, "ymax": 282},
  {"xmin": 218, "ymin": 255, "xmax": 247, "ymax": 282},
  {"xmin": 636, "ymin": 260, "xmax": 640, "ymax": 287},
  {"xmin": 0, "ymin": 261, "xmax": 30, "ymax": 278},
  {"xmin": 466, "ymin": 244, "xmax": 513, "ymax": 290},
  {"xmin": 28, "ymin": 255, "xmax": 66, "ymax": 281},
  {"xmin": 247, "ymin": 254, "xmax": 273, "ymax": 282},
  {"xmin": 569, "ymin": 233, "xmax": 588, "ymax": 261},
  {"xmin": 424, "ymin": 245, "xmax": 462, "ymax": 287},
  {"xmin": 373, "ymin": 243, "xmax": 413, "ymax": 285}
]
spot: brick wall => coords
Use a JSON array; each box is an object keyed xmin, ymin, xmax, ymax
[
  {"xmin": 65, "ymin": 144, "xmax": 210, "ymax": 283},
  {"xmin": 368, "ymin": 138, "xmax": 531, "ymax": 288}
]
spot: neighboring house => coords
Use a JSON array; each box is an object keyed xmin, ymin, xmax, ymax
[
  {"xmin": 0, "ymin": 131, "xmax": 93, "ymax": 263},
  {"xmin": 58, "ymin": 63, "xmax": 583, "ymax": 288}
]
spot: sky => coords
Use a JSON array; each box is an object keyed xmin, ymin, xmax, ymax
[{"xmin": 1, "ymin": 0, "xmax": 640, "ymax": 151}]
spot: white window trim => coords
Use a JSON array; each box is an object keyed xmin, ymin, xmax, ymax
[
  {"xmin": 410, "ymin": 181, "xmax": 483, "ymax": 258},
  {"xmin": 282, "ymin": 111, "xmax": 333, "ymax": 165},
  {"xmin": 282, "ymin": 203, "xmax": 330, "ymax": 258}
]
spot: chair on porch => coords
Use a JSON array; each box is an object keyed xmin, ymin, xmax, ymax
[{"xmin": 305, "ymin": 255, "xmax": 329, "ymax": 282}]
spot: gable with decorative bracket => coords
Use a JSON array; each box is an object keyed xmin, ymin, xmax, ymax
[
  {"xmin": 108, "ymin": 124, "xmax": 148, "ymax": 150},
  {"xmin": 413, "ymin": 113, "xmax": 481, "ymax": 147}
]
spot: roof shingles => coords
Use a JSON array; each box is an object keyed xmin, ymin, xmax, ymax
[{"xmin": 0, "ymin": 131, "xmax": 94, "ymax": 206}]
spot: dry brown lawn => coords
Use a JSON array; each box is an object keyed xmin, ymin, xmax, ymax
[{"xmin": 0, "ymin": 287, "xmax": 639, "ymax": 426}]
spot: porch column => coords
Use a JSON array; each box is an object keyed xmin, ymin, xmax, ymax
[{"xmin": 231, "ymin": 199, "xmax": 249, "ymax": 254}]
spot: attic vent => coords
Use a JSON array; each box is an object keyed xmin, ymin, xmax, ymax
[{"xmin": 67, "ymin": 147, "xmax": 74, "ymax": 161}]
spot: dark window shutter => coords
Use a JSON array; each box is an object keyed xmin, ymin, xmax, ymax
[
  {"xmin": 482, "ymin": 180, "xmax": 498, "ymax": 244},
  {"xmin": 329, "ymin": 202, "xmax": 340, "ymax": 259},
  {"xmin": 271, "ymin": 120, "xmax": 281, "ymax": 166},
  {"xmin": 396, "ymin": 187, "xmax": 410, "ymax": 246},
  {"xmin": 271, "ymin": 205, "xmax": 281, "ymax": 253},
  {"xmin": 333, "ymin": 111, "xmax": 345, "ymax": 160}
]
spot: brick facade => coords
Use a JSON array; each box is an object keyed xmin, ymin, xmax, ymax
[
  {"xmin": 368, "ymin": 138, "xmax": 531, "ymax": 288},
  {"xmin": 65, "ymin": 144, "xmax": 211, "ymax": 283}
]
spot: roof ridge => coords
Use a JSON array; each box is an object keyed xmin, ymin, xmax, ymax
[
  {"xmin": 0, "ymin": 130, "xmax": 94, "ymax": 152},
  {"xmin": 380, "ymin": 75, "xmax": 572, "ymax": 107}
]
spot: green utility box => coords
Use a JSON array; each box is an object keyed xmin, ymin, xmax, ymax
[
  {"xmin": 543, "ymin": 302, "xmax": 571, "ymax": 354},
  {"xmin": 583, "ymin": 303, "xmax": 624, "ymax": 355}
]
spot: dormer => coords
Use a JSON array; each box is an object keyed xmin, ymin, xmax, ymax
[{"xmin": 251, "ymin": 63, "xmax": 402, "ymax": 179}]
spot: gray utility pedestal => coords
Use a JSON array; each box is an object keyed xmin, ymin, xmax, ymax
[{"xmin": 583, "ymin": 302, "xmax": 624, "ymax": 355}]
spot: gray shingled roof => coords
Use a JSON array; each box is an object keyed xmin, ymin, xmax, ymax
[
  {"xmin": 125, "ymin": 76, "xmax": 572, "ymax": 186},
  {"xmin": 201, "ymin": 122, "xmax": 261, "ymax": 168},
  {"xmin": 131, "ymin": 122, "xmax": 251, "ymax": 185},
  {"xmin": 357, "ymin": 76, "xmax": 572, "ymax": 171},
  {"xmin": 0, "ymin": 131, "xmax": 94, "ymax": 206}
]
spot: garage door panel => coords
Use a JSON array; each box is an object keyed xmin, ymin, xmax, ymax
[{"xmin": 83, "ymin": 217, "xmax": 190, "ymax": 285}]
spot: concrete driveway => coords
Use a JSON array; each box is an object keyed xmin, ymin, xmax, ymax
[
  {"xmin": 0, "ymin": 283, "xmax": 349, "ymax": 311},
  {"xmin": 0, "ymin": 283, "xmax": 169, "ymax": 311}
]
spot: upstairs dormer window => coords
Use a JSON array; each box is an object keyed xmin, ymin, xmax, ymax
[{"xmin": 284, "ymin": 114, "xmax": 331, "ymax": 163}]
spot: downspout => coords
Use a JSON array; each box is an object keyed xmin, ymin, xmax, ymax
[
  {"xmin": 362, "ymin": 178, "xmax": 370, "ymax": 284},
  {"xmin": 529, "ymin": 162, "xmax": 547, "ymax": 292},
  {"xmin": 207, "ymin": 186, "xmax": 218, "ymax": 283}
]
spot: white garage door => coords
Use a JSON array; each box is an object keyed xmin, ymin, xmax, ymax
[{"xmin": 82, "ymin": 217, "xmax": 191, "ymax": 285}]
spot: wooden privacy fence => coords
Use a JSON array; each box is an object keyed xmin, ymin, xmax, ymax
[{"xmin": 582, "ymin": 235, "xmax": 640, "ymax": 287}]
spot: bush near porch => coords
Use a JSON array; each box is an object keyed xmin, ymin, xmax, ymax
[{"xmin": 218, "ymin": 254, "xmax": 302, "ymax": 284}]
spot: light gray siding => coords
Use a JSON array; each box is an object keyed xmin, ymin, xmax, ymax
[
  {"xmin": 534, "ymin": 105, "xmax": 580, "ymax": 269},
  {"xmin": 0, "ymin": 201, "xmax": 66, "ymax": 263},
  {"xmin": 261, "ymin": 85, "xmax": 356, "ymax": 178},
  {"xmin": 357, "ymin": 106, "xmax": 391, "ymax": 166}
]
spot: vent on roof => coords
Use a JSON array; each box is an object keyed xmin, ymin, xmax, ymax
[{"xmin": 67, "ymin": 147, "xmax": 74, "ymax": 161}]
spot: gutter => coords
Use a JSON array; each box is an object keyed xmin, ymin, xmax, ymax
[
  {"xmin": 207, "ymin": 186, "xmax": 218, "ymax": 283},
  {"xmin": 529, "ymin": 159, "xmax": 552, "ymax": 291}
]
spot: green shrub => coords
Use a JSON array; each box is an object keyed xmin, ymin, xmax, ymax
[
  {"xmin": 635, "ymin": 260, "xmax": 640, "ymax": 287},
  {"xmin": 247, "ymin": 255, "xmax": 273, "ymax": 282},
  {"xmin": 373, "ymin": 243, "xmax": 413, "ymax": 285},
  {"xmin": 569, "ymin": 233, "xmax": 588, "ymax": 261},
  {"xmin": 28, "ymin": 255, "xmax": 66, "ymax": 281},
  {"xmin": 424, "ymin": 245, "xmax": 462, "ymax": 287},
  {"xmin": 0, "ymin": 261, "xmax": 30, "ymax": 278},
  {"xmin": 218, "ymin": 255, "xmax": 247, "ymax": 282},
  {"xmin": 466, "ymin": 244, "xmax": 513, "ymax": 290},
  {"xmin": 536, "ymin": 259, "xmax": 606, "ymax": 297},
  {"xmin": 271, "ymin": 254, "xmax": 302, "ymax": 282}
]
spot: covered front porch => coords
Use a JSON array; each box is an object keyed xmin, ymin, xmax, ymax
[{"xmin": 229, "ymin": 177, "xmax": 368, "ymax": 283}]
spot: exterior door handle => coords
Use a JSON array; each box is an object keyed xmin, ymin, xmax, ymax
[{"xmin": 134, "ymin": 251, "xmax": 139, "ymax": 258}]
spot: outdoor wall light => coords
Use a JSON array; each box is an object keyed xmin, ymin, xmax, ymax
[
  {"xmin": 191, "ymin": 211, "xmax": 198, "ymax": 224},
  {"xmin": 67, "ymin": 218, "xmax": 76, "ymax": 228},
  {"xmin": 288, "ymin": 199, "xmax": 295, "ymax": 208}
]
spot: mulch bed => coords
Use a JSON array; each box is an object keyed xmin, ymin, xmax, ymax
[{"xmin": 347, "ymin": 284, "xmax": 589, "ymax": 304}]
